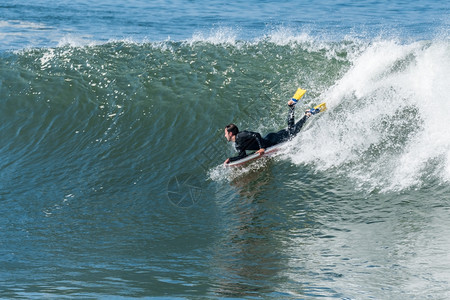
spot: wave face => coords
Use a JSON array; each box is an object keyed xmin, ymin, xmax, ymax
[
  {"xmin": 1, "ymin": 32, "xmax": 450, "ymax": 298},
  {"xmin": 4, "ymin": 37, "xmax": 448, "ymax": 195}
]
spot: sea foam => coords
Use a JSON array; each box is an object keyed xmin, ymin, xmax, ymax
[{"xmin": 288, "ymin": 39, "xmax": 450, "ymax": 192}]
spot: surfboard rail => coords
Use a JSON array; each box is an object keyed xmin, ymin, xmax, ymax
[{"xmin": 226, "ymin": 142, "xmax": 285, "ymax": 167}]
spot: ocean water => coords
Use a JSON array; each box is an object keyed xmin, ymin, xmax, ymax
[{"xmin": 1, "ymin": 0, "xmax": 450, "ymax": 299}]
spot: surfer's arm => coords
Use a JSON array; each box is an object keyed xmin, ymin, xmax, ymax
[
  {"xmin": 252, "ymin": 132, "xmax": 265, "ymax": 155},
  {"xmin": 228, "ymin": 149, "xmax": 248, "ymax": 162},
  {"xmin": 224, "ymin": 131, "xmax": 265, "ymax": 164},
  {"xmin": 226, "ymin": 134, "xmax": 265, "ymax": 163}
]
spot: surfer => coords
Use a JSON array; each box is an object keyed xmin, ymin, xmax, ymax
[{"xmin": 223, "ymin": 99, "xmax": 313, "ymax": 165}]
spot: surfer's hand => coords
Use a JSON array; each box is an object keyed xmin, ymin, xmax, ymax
[
  {"xmin": 224, "ymin": 158, "xmax": 230, "ymax": 165},
  {"xmin": 256, "ymin": 148, "xmax": 265, "ymax": 155}
]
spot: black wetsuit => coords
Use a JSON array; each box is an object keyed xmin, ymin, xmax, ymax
[
  {"xmin": 263, "ymin": 106, "xmax": 308, "ymax": 147},
  {"xmin": 229, "ymin": 131, "xmax": 266, "ymax": 162},
  {"xmin": 228, "ymin": 106, "xmax": 308, "ymax": 162}
]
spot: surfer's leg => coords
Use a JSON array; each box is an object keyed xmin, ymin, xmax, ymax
[
  {"xmin": 287, "ymin": 105, "xmax": 295, "ymax": 131},
  {"xmin": 263, "ymin": 133, "xmax": 277, "ymax": 147},
  {"xmin": 264, "ymin": 129, "xmax": 290, "ymax": 147},
  {"xmin": 287, "ymin": 105, "xmax": 308, "ymax": 136},
  {"xmin": 290, "ymin": 115, "xmax": 308, "ymax": 136},
  {"xmin": 263, "ymin": 106, "xmax": 307, "ymax": 147}
]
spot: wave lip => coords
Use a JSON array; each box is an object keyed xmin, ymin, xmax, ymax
[{"xmin": 288, "ymin": 39, "xmax": 450, "ymax": 192}]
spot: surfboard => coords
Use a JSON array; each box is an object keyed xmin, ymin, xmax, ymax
[
  {"xmin": 226, "ymin": 142, "xmax": 285, "ymax": 167},
  {"xmin": 226, "ymin": 102, "xmax": 327, "ymax": 167}
]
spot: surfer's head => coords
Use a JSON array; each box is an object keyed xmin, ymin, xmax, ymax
[{"xmin": 225, "ymin": 123, "xmax": 239, "ymax": 141}]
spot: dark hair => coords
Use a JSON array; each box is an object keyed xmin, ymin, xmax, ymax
[{"xmin": 225, "ymin": 123, "xmax": 239, "ymax": 136}]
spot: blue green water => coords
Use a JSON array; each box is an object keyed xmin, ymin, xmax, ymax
[{"xmin": 1, "ymin": 0, "xmax": 450, "ymax": 299}]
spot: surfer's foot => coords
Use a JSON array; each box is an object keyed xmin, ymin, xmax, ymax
[
  {"xmin": 288, "ymin": 99, "xmax": 297, "ymax": 107},
  {"xmin": 307, "ymin": 108, "xmax": 320, "ymax": 115}
]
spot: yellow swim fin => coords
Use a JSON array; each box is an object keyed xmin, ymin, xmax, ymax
[
  {"xmin": 314, "ymin": 102, "xmax": 327, "ymax": 112},
  {"xmin": 292, "ymin": 88, "xmax": 307, "ymax": 101}
]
